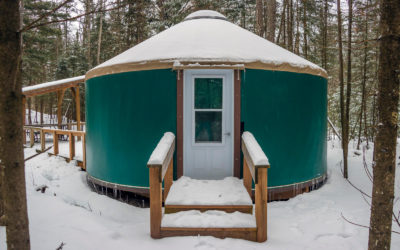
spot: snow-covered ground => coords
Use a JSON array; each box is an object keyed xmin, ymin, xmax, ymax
[{"xmin": 1, "ymin": 139, "xmax": 400, "ymax": 249}]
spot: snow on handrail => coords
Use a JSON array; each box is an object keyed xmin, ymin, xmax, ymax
[
  {"xmin": 147, "ymin": 132, "xmax": 175, "ymax": 165},
  {"xmin": 242, "ymin": 131, "xmax": 269, "ymax": 166}
]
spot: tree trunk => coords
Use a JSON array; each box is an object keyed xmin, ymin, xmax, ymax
[
  {"xmin": 357, "ymin": 5, "xmax": 369, "ymax": 150},
  {"xmin": 302, "ymin": 0, "xmax": 308, "ymax": 58},
  {"xmin": 337, "ymin": 0, "xmax": 346, "ymax": 178},
  {"xmin": 0, "ymin": 0, "xmax": 31, "ymax": 249},
  {"xmin": 256, "ymin": 0, "xmax": 264, "ymax": 36},
  {"xmin": 368, "ymin": 0, "xmax": 400, "ymax": 248},
  {"xmin": 97, "ymin": 0, "xmax": 104, "ymax": 65},
  {"xmin": 287, "ymin": 0, "xmax": 293, "ymax": 51},
  {"xmin": 294, "ymin": 0, "xmax": 300, "ymax": 54},
  {"xmin": 266, "ymin": 0, "xmax": 276, "ymax": 42},
  {"xmin": 343, "ymin": 0, "xmax": 353, "ymax": 178}
]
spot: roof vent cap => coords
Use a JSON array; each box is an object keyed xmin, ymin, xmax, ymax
[{"xmin": 184, "ymin": 10, "xmax": 227, "ymax": 21}]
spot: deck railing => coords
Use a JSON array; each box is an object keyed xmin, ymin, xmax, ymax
[
  {"xmin": 147, "ymin": 132, "xmax": 175, "ymax": 239},
  {"xmin": 23, "ymin": 126, "xmax": 86, "ymax": 169},
  {"xmin": 241, "ymin": 131, "xmax": 270, "ymax": 242}
]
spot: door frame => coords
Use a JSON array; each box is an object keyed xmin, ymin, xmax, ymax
[{"xmin": 176, "ymin": 69, "xmax": 241, "ymax": 179}]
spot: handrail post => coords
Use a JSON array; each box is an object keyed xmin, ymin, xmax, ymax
[
  {"xmin": 149, "ymin": 166, "xmax": 162, "ymax": 238},
  {"xmin": 40, "ymin": 129, "xmax": 45, "ymax": 151},
  {"xmin": 164, "ymin": 159, "xmax": 173, "ymax": 202},
  {"xmin": 53, "ymin": 131, "xmax": 59, "ymax": 155},
  {"xmin": 82, "ymin": 134, "xmax": 86, "ymax": 170},
  {"xmin": 255, "ymin": 167, "xmax": 268, "ymax": 242},
  {"xmin": 30, "ymin": 128, "xmax": 34, "ymax": 148},
  {"xmin": 243, "ymin": 158, "xmax": 252, "ymax": 197},
  {"xmin": 69, "ymin": 132, "xmax": 75, "ymax": 160}
]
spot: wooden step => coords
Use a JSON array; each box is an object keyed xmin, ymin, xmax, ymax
[
  {"xmin": 164, "ymin": 204, "xmax": 253, "ymax": 214},
  {"xmin": 165, "ymin": 177, "xmax": 253, "ymax": 214},
  {"xmin": 160, "ymin": 227, "xmax": 257, "ymax": 241}
]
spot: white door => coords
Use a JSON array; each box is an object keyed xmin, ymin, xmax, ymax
[{"xmin": 183, "ymin": 69, "xmax": 234, "ymax": 180}]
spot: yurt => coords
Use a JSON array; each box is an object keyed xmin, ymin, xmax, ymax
[{"xmin": 85, "ymin": 10, "xmax": 327, "ymax": 201}]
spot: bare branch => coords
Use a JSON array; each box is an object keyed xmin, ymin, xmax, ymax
[
  {"xmin": 22, "ymin": 2, "xmax": 129, "ymax": 32},
  {"xmin": 22, "ymin": 0, "xmax": 74, "ymax": 32},
  {"xmin": 341, "ymin": 213, "xmax": 400, "ymax": 235}
]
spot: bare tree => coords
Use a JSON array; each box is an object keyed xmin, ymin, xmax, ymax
[
  {"xmin": 256, "ymin": 0, "xmax": 264, "ymax": 36},
  {"xmin": 0, "ymin": 0, "xmax": 31, "ymax": 249},
  {"xmin": 266, "ymin": 0, "xmax": 276, "ymax": 42},
  {"xmin": 337, "ymin": 0, "xmax": 346, "ymax": 178},
  {"xmin": 368, "ymin": 0, "xmax": 400, "ymax": 248}
]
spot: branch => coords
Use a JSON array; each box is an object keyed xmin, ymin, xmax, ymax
[
  {"xmin": 341, "ymin": 213, "xmax": 400, "ymax": 235},
  {"xmin": 22, "ymin": 2, "xmax": 129, "ymax": 32},
  {"xmin": 21, "ymin": 0, "xmax": 74, "ymax": 32}
]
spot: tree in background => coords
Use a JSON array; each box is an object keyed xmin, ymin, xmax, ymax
[
  {"xmin": 368, "ymin": 0, "xmax": 400, "ymax": 248},
  {"xmin": 0, "ymin": 0, "xmax": 31, "ymax": 249}
]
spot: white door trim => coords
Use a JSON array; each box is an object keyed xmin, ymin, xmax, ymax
[{"xmin": 183, "ymin": 69, "xmax": 234, "ymax": 179}]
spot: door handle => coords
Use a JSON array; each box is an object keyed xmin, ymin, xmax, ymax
[{"xmin": 224, "ymin": 132, "xmax": 231, "ymax": 136}]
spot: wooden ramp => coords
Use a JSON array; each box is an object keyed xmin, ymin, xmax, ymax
[{"xmin": 147, "ymin": 132, "xmax": 270, "ymax": 242}]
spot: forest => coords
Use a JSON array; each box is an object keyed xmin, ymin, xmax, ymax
[{"xmin": 0, "ymin": 0, "xmax": 399, "ymax": 249}]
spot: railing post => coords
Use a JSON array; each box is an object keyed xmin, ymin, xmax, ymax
[
  {"xmin": 53, "ymin": 131, "xmax": 59, "ymax": 155},
  {"xmin": 40, "ymin": 129, "xmax": 45, "ymax": 151},
  {"xmin": 243, "ymin": 158, "xmax": 252, "ymax": 197},
  {"xmin": 149, "ymin": 167, "xmax": 162, "ymax": 238},
  {"xmin": 30, "ymin": 128, "xmax": 34, "ymax": 148},
  {"xmin": 82, "ymin": 134, "xmax": 86, "ymax": 170},
  {"xmin": 69, "ymin": 132, "xmax": 75, "ymax": 160},
  {"xmin": 255, "ymin": 168, "xmax": 268, "ymax": 242},
  {"xmin": 164, "ymin": 158, "xmax": 173, "ymax": 202}
]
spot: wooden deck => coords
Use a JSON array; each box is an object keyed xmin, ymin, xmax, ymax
[{"xmin": 147, "ymin": 132, "xmax": 270, "ymax": 242}]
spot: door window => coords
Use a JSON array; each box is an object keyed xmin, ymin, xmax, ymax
[{"xmin": 193, "ymin": 78, "xmax": 223, "ymax": 143}]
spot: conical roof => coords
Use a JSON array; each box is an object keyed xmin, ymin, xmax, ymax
[{"xmin": 86, "ymin": 10, "xmax": 326, "ymax": 80}]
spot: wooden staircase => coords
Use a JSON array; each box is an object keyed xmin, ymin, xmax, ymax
[{"xmin": 147, "ymin": 132, "xmax": 270, "ymax": 242}]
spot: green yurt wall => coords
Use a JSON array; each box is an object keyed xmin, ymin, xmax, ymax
[{"xmin": 86, "ymin": 69, "xmax": 177, "ymax": 188}]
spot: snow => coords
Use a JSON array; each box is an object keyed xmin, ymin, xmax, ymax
[
  {"xmin": 184, "ymin": 10, "xmax": 227, "ymax": 20},
  {"xmin": 242, "ymin": 131, "xmax": 269, "ymax": 166},
  {"xmin": 161, "ymin": 210, "xmax": 256, "ymax": 228},
  {"xmin": 147, "ymin": 132, "xmax": 175, "ymax": 165},
  {"xmin": 90, "ymin": 11, "xmax": 325, "ymax": 76},
  {"xmin": 165, "ymin": 176, "xmax": 252, "ymax": 206},
  {"xmin": 1, "ymin": 139, "xmax": 399, "ymax": 249},
  {"xmin": 22, "ymin": 75, "xmax": 85, "ymax": 93}
]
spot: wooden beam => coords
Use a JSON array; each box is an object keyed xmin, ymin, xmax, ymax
[
  {"xmin": 160, "ymin": 227, "xmax": 257, "ymax": 241},
  {"xmin": 255, "ymin": 168, "xmax": 268, "ymax": 242},
  {"xmin": 82, "ymin": 134, "xmax": 86, "ymax": 170},
  {"xmin": 163, "ymin": 159, "xmax": 173, "ymax": 202},
  {"xmin": 234, "ymin": 70, "xmax": 241, "ymax": 178},
  {"xmin": 243, "ymin": 157, "xmax": 252, "ymax": 197},
  {"xmin": 69, "ymin": 132, "xmax": 75, "ymax": 160},
  {"xmin": 74, "ymin": 86, "xmax": 81, "ymax": 141},
  {"xmin": 40, "ymin": 129, "xmax": 45, "ymax": 152},
  {"xmin": 176, "ymin": 70, "xmax": 184, "ymax": 178},
  {"xmin": 149, "ymin": 167, "xmax": 162, "ymax": 239},
  {"xmin": 57, "ymin": 89, "xmax": 66, "ymax": 129},
  {"xmin": 53, "ymin": 131, "xmax": 58, "ymax": 155},
  {"xmin": 164, "ymin": 204, "xmax": 253, "ymax": 214},
  {"xmin": 22, "ymin": 79, "xmax": 83, "ymax": 97},
  {"xmin": 29, "ymin": 128, "xmax": 34, "ymax": 148}
]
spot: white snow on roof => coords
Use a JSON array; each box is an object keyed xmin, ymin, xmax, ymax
[
  {"xmin": 92, "ymin": 11, "xmax": 324, "ymax": 73},
  {"xmin": 22, "ymin": 75, "xmax": 85, "ymax": 93},
  {"xmin": 184, "ymin": 10, "xmax": 227, "ymax": 20}
]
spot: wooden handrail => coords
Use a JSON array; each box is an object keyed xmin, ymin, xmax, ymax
[
  {"xmin": 147, "ymin": 132, "xmax": 175, "ymax": 239},
  {"xmin": 241, "ymin": 131, "xmax": 270, "ymax": 243},
  {"xmin": 23, "ymin": 126, "xmax": 86, "ymax": 169}
]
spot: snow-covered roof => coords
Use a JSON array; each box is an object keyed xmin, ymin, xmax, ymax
[
  {"xmin": 23, "ymin": 75, "xmax": 85, "ymax": 97},
  {"xmin": 86, "ymin": 10, "xmax": 326, "ymax": 80}
]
